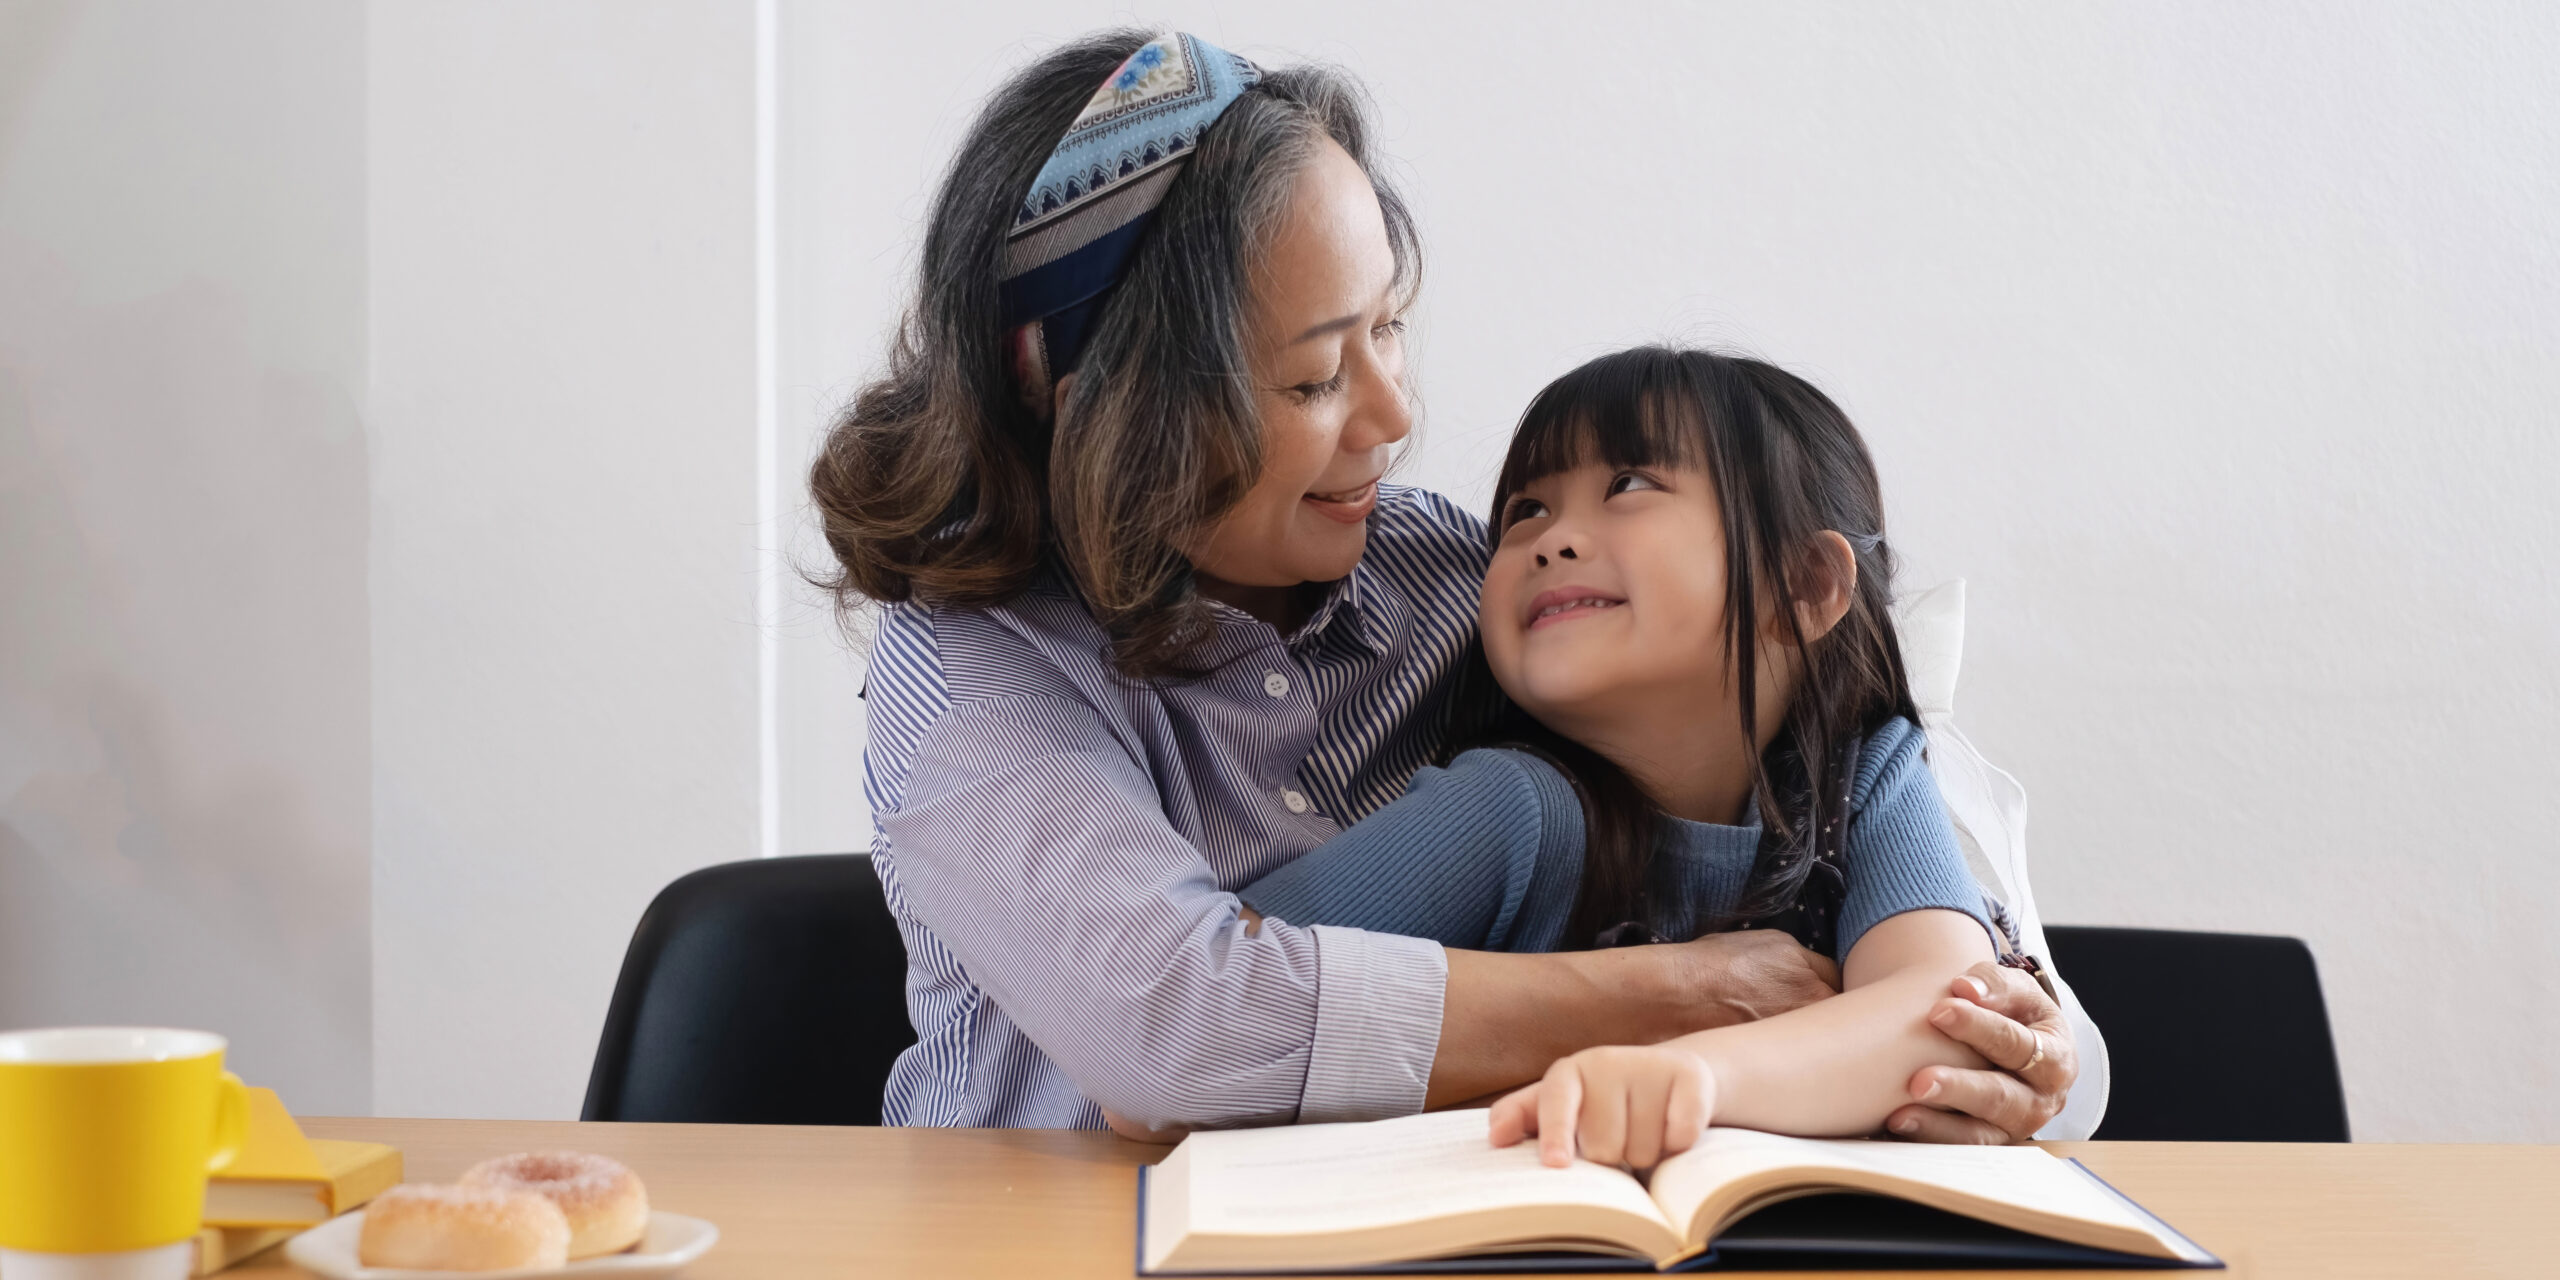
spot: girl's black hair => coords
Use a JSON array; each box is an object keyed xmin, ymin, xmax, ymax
[{"xmin": 1444, "ymin": 346, "xmax": 1921, "ymax": 948}]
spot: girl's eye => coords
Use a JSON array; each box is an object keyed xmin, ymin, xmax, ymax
[
  {"xmin": 1499, "ymin": 497, "xmax": 1548, "ymax": 530},
  {"xmin": 1373, "ymin": 317, "xmax": 1407, "ymax": 340},
  {"xmin": 1607, "ymin": 470, "xmax": 1662, "ymax": 496}
]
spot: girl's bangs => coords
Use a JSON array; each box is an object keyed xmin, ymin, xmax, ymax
[{"xmin": 1493, "ymin": 350, "xmax": 1713, "ymax": 506}]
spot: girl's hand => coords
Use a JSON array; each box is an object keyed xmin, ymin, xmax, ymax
[{"xmin": 1487, "ymin": 1045, "xmax": 1717, "ymax": 1171}]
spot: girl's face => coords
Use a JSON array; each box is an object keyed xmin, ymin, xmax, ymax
[
  {"xmin": 1186, "ymin": 138, "xmax": 1412, "ymax": 593},
  {"xmin": 1481, "ymin": 461, "xmax": 1740, "ymax": 741}
]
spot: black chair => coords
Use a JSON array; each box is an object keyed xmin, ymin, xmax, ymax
[
  {"xmin": 583, "ymin": 854, "xmax": 917, "ymax": 1125},
  {"xmin": 2044, "ymin": 926, "xmax": 2348, "ymax": 1141}
]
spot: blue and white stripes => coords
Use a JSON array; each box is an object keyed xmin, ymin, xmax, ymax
[{"xmin": 862, "ymin": 486, "xmax": 1491, "ymax": 1129}]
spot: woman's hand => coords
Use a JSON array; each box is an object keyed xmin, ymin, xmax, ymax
[
  {"xmin": 1886, "ymin": 963, "xmax": 2078, "ymax": 1143},
  {"xmin": 1430, "ymin": 930, "xmax": 1836, "ymax": 1109},
  {"xmin": 1488, "ymin": 1045, "xmax": 1717, "ymax": 1171},
  {"xmin": 1100, "ymin": 1106, "xmax": 1191, "ymax": 1144},
  {"xmin": 1665, "ymin": 928, "xmax": 1843, "ymax": 1029}
]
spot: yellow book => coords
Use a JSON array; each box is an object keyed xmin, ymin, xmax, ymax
[
  {"xmin": 188, "ymin": 1224, "xmax": 298, "ymax": 1275},
  {"xmin": 202, "ymin": 1087, "xmax": 403, "ymax": 1227}
]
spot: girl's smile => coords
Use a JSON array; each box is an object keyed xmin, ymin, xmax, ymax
[
  {"xmin": 1523, "ymin": 586, "xmax": 1626, "ymax": 630},
  {"xmin": 1483, "ymin": 461, "xmax": 1732, "ymax": 735}
]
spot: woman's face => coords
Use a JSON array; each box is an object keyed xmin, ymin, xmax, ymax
[
  {"xmin": 1186, "ymin": 138, "xmax": 1412, "ymax": 592},
  {"xmin": 1480, "ymin": 461, "xmax": 1738, "ymax": 740}
]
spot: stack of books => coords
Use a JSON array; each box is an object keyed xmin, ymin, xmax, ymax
[{"xmin": 190, "ymin": 1088, "xmax": 401, "ymax": 1275}]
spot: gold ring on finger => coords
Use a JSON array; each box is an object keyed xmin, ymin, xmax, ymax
[{"xmin": 2018, "ymin": 1031, "xmax": 2045, "ymax": 1075}]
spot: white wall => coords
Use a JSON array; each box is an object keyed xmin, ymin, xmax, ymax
[
  {"xmin": 771, "ymin": 0, "xmax": 877, "ymax": 858},
  {"xmin": 0, "ymin": 0, "xmax": 768, "ymax": 1123},
  {"xmin": 779, "ymin": 1, "xmax": 2560, "ymax": 1141},
  {"xmin": 0, "ymin": 0, "xmax": 372, "ymax": 1113},
  {"xmin": 367, "ymin": 2, "xmax": 762, "ymax": 1118},
  {"xmin": 9, "ymin": 2, "xmax": 2549, "ymax": 1136}
]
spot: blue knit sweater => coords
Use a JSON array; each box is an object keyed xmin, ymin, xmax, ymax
[{"xmin": 1239, "ymin": 716, "xmax": 1994, "ymax": 961}]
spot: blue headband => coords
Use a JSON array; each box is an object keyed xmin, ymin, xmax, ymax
[{"xmin": 999, "ymin": 33, "xmax": 1262, "ymax": 408}]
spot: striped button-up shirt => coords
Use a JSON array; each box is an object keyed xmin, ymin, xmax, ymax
[{"xmin": 864, "ymin": 486, "xmax": 1490, "ymax": 1129}]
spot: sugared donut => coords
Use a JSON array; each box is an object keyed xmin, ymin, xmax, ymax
[
  {"xmin": 460, "ymin": 1151, "xmax": 650, "ymax": 1259},
  {"xmin": 358, "ymin": 1183, "xmax": 570, "ymax": 1271}
]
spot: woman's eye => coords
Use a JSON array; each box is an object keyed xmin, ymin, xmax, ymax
[
  {"xmin": 1607, "ymin": 471, "xmax": 1662, "ymax": 496},
  {"xmin": 1290, "ymin": 368, "xmax": 1348, "ymax": 401},
  {"xmin": 1373, "ymin": 317, "xmax": 1407, "ymax": 340}
]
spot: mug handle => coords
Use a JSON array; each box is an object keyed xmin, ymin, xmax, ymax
[{"xmin": 206, "ymin": 1071, "xmax": 250, "ymax": 1174}]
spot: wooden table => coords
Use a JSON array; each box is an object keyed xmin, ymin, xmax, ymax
[{"xmin": 224, "ymin": 1119, "xmax": 2558, "ymax": 1279}]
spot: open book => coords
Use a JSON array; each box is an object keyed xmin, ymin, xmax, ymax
[{"xmin": 1140, "ymin": 1110, "xmax": 2219, "ymax": 1273}]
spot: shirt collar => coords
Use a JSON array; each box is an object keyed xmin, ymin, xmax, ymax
[
  {"xmin": 1280, "ymin": 570, "xmax": 1361, "ymax": 645},
  {"xmin": 1190, "ymin": 569, "xmax": 1385, "ymax": 658}
]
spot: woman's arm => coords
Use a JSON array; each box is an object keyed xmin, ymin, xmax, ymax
[
  {"xmin": 888, "ymin": 693, "xmax": 1443, "ymax": 1130},
  {"xmin": 893, "ymin": 696, "xmax": 1841, "ymax": 1133},
  {"xmin": 1235, "ymin": 748, "xmax": 1844, "ymax": 1108},
  {"xmin": 1432, "ymin": 931, "xmax": 1842, "ymax": 1109},
  {"xmin": 1238, "ymin": 750, "xmax": 1586, "ymax": 952},
  {"xmin": 1104, "ymin": 930, "xmax": 1843, "ymax": 1139}
]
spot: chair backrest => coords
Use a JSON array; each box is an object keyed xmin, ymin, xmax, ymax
[
  {"xmin": 1900, "ymin": 581, "xmax": 2108, "ymax": 1139},
  {"xmin": 2042, "ymin": 926, "xmax": 2348, "ymax": 1141},
  {"xmin": 582, "ymin": 854, "xmax": 916, "ymax": 1124}
]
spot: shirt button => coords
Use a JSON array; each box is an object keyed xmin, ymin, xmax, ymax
[
  {"xmin": 1264, "ymin": 671, "xmax": 1290, "ymax": 698},
  {"xmin": 1281, "ymin": 789, "xmax": 1309, "ymax": 814}
]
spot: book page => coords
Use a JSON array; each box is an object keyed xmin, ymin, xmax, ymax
[
  {"xmin": 1647, "ymin": 1129, "xmax": 2173, "ymax": 1256},
  {"xmin": 1179, "ymin": 1109, "xmax": 1670, "ymax": 1238}
]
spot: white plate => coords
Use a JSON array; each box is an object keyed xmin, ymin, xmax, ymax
[{"xmin": 283, "ymin": 1210, "xmax": 718, "ymax": 1279}]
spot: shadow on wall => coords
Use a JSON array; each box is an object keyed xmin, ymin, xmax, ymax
[{"xmin": 0, "ymin": 279, "xmax": 372, "ymax": 1112}]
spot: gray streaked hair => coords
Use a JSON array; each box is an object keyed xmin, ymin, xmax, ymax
[{"xmin": 808, "ymin": 29, "xmax": 1420, "ymax": 679}]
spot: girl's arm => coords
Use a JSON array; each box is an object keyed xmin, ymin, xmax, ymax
[
  {"xmin": 1663, "ymin": 906, "xmax": 1993, "ymax": 1133},
  {"xmin": 1489, "ymin": 709, "xmax": 2003, "ymax": 1164},
  {"xmin": 1488, "ymin": 906, "xmax": 1994, "ymax": 1167},
  {"xmin": 1430, "ymin": 931, "xmax": 1845, "ymax": 1110}
]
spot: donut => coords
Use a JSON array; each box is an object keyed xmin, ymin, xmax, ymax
[
  {"xmin": 461, "ymin": 1151, "xmax": 650, "ymax": 1259},
  {"xmin": 358, "ymin": 1183, "xmax": 569, "ymax": 1271}
]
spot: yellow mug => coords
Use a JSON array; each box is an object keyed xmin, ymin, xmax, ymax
[{"xmin": 0, "ymin": 1028, "xmax": 249, "ymax": 1255}]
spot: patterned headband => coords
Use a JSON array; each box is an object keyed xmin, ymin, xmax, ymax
[{"xmin": 999, "ymin": 33, "xmax": 1262, "ymax": 410}]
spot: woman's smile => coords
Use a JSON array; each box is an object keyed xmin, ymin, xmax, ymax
[{"xmin": 1303, "ymin": 479, "xmax": 1380, "ymax": 524}]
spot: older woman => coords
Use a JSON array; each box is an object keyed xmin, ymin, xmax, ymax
[{"xmin": 811, "ymin": 29, "xmax": 2076, "ymax": 1142}]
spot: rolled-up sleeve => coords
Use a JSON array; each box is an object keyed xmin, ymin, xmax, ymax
[
  {"xmin": 1302, "ymin": 925, "xmax": 1444, "ymax": 1122},
  {"xmin": 883, "ymin": 692, "xmax": 1446, "ymax": 1130}
]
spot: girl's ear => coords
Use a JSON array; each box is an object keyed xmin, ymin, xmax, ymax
[{"xmin": 1785, "ymin": 531, "xmax": 1860, "ymax": 647}]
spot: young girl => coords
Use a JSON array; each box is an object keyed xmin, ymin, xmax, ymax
[{"xmin": 1238, "ymin": 344, "xmax": 2008, "ymax": 1169}]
